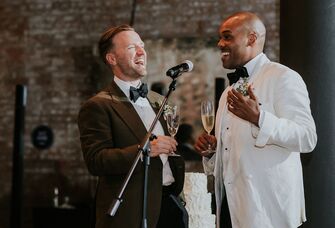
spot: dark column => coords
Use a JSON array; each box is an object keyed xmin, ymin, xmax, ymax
[
  {"xmin": 281, "ymin": 1, "xmax": 335, "ymax": 227},
  {"xmin": 10, "ymin": 85, "xmax": 27, "ymax": 228}
]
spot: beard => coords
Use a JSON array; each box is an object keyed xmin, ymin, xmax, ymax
[
  {"xmin": 117, "ymin": 59, "xmax": 147, "ymax": 80},
  {"xmin": 220, "ymin": 44, "xmax": 249, "ymax": 69}
]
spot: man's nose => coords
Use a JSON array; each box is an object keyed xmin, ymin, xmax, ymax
[
  {"xmin": 217, "ymin": 39, "xmax": 225, "ymax": 48},
  {"xmin": 136, "ymin": 46, "xmax": 146, "ymax": 55}
]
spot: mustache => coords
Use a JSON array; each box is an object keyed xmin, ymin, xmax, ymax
[{"xmin": 219, "ymin": 47, "xmax": 230, "ymax": 52}]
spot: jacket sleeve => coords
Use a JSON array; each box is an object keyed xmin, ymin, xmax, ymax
[
  {"xmin": 78, "ymin": 98, "xmax": 140, "ymax": 176},
  {"xmin": 254, "ymin": 69, "xmax": 317, "ymax": 152}
]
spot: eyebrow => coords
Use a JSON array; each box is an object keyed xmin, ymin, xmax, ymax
[
  {"xmin": 219, "ymin": 30, "xmax": 232, "ymax": 37},
  {"xmin": 126, "ymin": 42, "xmax": 145, "ymax": 48},
  {"xmin": 220, "ymin": 29, "xmax": 232, "ymax": 34}
]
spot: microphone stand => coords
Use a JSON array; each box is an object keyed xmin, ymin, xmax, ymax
[{"xmin": 108, "ymin": 78, "xmax": 178, "ymax": 228}]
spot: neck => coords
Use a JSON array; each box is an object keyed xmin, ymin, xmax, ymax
[
  {"xmin": 112, "ymin": 68, "xmax": 143, "ymax": 83},
  {"xmin": 114, "ymin": 75, "xmax": 141, "ymax": 87}
]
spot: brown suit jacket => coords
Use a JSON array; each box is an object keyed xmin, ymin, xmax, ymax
[{"xmin": 78, "ymin": 81, "xmax": 185, "ymax": 228}]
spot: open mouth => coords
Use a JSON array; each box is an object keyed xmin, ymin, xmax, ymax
[
  {"xmin": 221, "ymin": 52, "xmax": 230, "ymax": 58},
  {"xmin": 135, "ymin": 59, "xmax": 145, "ymax": 66}
]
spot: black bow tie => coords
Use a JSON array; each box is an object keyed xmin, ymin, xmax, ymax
[
  {"xmin": 129, "ymin": 83, "xmax": 148, "ymax": 102},
  {"xmin": 227, "ymin": 66, "xmax": 249, "ymax": 85}
]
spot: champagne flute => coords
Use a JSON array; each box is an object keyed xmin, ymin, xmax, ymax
[
  {"xmin": 201, "ymin": 100, "xmax": 215, "ymax": 153},
  {"xmin": 165, "ymin": 105, "xmax": 180, "ymax": 156}
]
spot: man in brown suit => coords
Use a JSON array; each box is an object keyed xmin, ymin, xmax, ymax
[{"xmin": 78, "ymin": 25, "xmax": 186, "ymax": 228}]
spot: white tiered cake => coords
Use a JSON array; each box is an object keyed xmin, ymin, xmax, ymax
[{"xmin": 184, "ymin": 172, "xmax": 216, "ymax": 228}]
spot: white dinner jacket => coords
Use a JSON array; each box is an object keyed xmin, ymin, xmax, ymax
[{"xmin": 203, "ymin": 54, "xmax": 317, "ymax": 228}]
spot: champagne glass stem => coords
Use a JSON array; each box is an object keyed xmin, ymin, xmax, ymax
[{"xmin": 207, "ymin": 133, "xmax": 212, "ymax": 151}]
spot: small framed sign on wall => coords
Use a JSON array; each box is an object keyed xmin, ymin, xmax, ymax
[{"xmin": 31, "ymin": 125, "xmax": 54, "ymax": 150}]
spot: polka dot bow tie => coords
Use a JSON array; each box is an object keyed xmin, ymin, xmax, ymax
[
  {"xmin": 129, "ymin": 83, "xmax": 148, "ymax": 102},
  {"xmin": 227, "ymin": 66, "xmax": 249, "ymax": 85}
]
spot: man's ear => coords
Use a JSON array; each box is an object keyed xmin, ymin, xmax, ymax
[
  {"xmin": 247, "ymin": 32, "xmax": 257, "ymax": 46},
  {"xmin": 106, "ymin": 52, "xmax": 117, "ymax": 65}
]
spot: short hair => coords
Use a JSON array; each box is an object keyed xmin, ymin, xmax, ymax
[{"xmin": 98, "ymin": 24, "xmax": 134, "ymax": 64}]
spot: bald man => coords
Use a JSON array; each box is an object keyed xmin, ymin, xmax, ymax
[{"xmin": 195, "ymin": 12, "xmax": 317, "ymax": 228}]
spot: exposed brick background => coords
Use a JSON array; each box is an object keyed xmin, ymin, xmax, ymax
[{"xmin": 0, "ymin": 0, "xmax": 279, "ymax": 227}]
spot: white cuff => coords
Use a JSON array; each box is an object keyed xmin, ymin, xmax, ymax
[{"xmin": 202, "ymin": 155, "xmax": 215, "ymax": 175}]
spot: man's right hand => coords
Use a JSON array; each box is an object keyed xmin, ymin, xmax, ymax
[
  {"xmin": 150, "ymin": 135, "xmax": 177, "ymax": 157},
  {"xmin": 194, "ymin": 132, "xmax": 217, "ymax": 157}
]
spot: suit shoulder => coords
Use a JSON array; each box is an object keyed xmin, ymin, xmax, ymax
[
  {"xmin": 79, "ymin": 91, "xmax": 112, "ymax": 111},
  {"xmin": 262, "ymin": 61, "xmax": 302, "ymax": 80},
  {"xmin": 260, "ymin": 62, "xmax": 309, "ymax": 92},
  {"xmin": 265, "ymin": 61, "xmax": 300, "ymax": 75}
]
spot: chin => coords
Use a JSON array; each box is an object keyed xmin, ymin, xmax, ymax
[
  {"xmin": 222, "ymin": 62, "xmax": 234, "ymax": 70},
  {"xmin": 139, "ymin": 70, "xmax": 147, "ymax": 76},
  {"xmin": 135, "ymin": 66, "xmax": 147, "ymax": 75}
]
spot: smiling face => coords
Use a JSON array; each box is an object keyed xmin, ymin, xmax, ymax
[
  {"xmin": 217, "ymin": 17, "xmax": 252, "ymax": 69},
  {"xmin": 217, "ymin": 13, "xmax": 265, "ymax": 70},
  {"xmin": 106, "ymin": 30, "xmax": 147, "ymax": 81}
]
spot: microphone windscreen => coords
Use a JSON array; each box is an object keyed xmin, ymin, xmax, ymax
[{"xmin": 184, "ymin": 60, "xmax": 194, "ymax": 72}]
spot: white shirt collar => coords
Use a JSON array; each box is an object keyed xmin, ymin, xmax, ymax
[
  {"xmin": 244, "ymin": 52, "xmax": 264, "ymax": 78},
  {"xmin": 114, "ymin": 76, "xmax": 141, "ymax": 99},
  {"xmin": 114, "ymin": 76, "xmax": 149, "ymax": 106}
]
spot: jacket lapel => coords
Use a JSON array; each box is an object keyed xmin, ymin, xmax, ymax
[
  {"xmin": 105, "ymin": 82, "xmax": 168, "ymax": 141},
  {"xmin": 107, "ymin": 81, "xmax": 148, "ymax": 142},
  {"xmin": 248, "ymin": 54, "xmax": 271, "ymax": 85},
  {"xmin": 147, "ymin": 91, "xmax": 168, "ymax": 135}
]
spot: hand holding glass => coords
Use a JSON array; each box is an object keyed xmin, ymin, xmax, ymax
[
  {"xmin": 165, "ymin": 105, "xmax": 180, "ymax": 156},
  {"xmin": 201, "ymin": 100, "xmax": 215, "ymax": 153}
]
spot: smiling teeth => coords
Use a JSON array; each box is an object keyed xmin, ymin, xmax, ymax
[{"xmin": 222, "ymin": 52, "xmax": 230, "ymax": 56}]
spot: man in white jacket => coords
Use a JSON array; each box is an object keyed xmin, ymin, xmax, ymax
[{"xmin": 195, "ymin": 12, "xmax": 317, "ymax": 228}]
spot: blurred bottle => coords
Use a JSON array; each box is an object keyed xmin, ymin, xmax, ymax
[{"xmin": 53, "ymin": 187, "xmax": 59, "ymax": 207}]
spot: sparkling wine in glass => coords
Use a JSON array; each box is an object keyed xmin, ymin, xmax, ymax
[
  {"xmin": 201, "ymin": 100, "xmax": 215, "ymax": 153},
  {"xmin": 165, "ymin": 105, "xmax": 180, "ymax": 156}
]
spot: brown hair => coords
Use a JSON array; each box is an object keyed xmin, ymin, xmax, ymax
[{"xmin": 98, "ymin": 24, "xmax": 134, "ymax": 64}]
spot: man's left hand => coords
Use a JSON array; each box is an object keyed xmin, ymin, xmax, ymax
[{"xmin": 227, "ymin": 85, "xmax": 260, "ymax": 126}]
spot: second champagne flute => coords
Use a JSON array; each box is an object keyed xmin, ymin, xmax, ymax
[{"xmin": 201, "ymin": 100, "xmax": 215, "ymax": 153}]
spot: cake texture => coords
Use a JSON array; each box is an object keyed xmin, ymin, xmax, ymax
[{"xmin": 184, "ymin": 172, "xmax": 216, "ymax": 228}]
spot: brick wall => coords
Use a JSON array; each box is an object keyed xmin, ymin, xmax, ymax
[{"xmin": 0, "ymin": 0, "xmax": 279, "ymax": 227}]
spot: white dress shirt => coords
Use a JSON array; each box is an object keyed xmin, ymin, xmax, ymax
[{"xmin": 114, "ymin": 76, "xmax": 175, "ymax": 186}]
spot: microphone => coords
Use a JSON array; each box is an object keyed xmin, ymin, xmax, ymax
[{"xmin": 166, "ymin": 60, "xmax": 193, "ymax": 78}]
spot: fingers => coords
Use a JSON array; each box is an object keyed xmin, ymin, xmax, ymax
[
  {"xmin": 150, "ymin": 135, "xmax": 177, "ymax": 157},
  {"xmin": 194, "ymin": 132, "xmax": 217, "ymax": 155},
  {"xmin": 227, "ymin": 88, "xmax": 248, "ymax": 116},
  {"xmin": 228, "ymin": 86, "xmax": 260, "ymax": 109},
  {"xmin": 227, "ymin": 89, "xmax": 243, "ymax": 110},
  {"xmin": 247, "ymin": 85, "xmax": 257, "ymax": 101},
  {"xmin": 230, "ymin": 88, "xmax": 245, "ymax": 100},
  {"xmin": 227, "ymin": 85, "xmax": 261, "ymax": 125},
  {"xmin": 228, "ymin": 88, "xmax": 244, "ymax": 103},
  {"xmin": 194, "ymin": 135, "xmax": 208, "ymax": 152}
]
